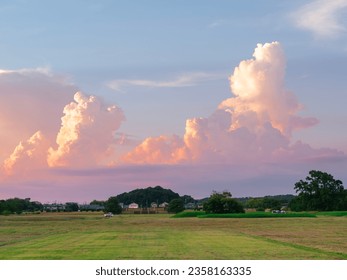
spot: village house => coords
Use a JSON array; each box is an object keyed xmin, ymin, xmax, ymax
[
  {"xmin": 43, "ymin": 203, "xmax": 65, "ymax": 212},
  {"xmin": 128, "ymin": 202, "xmax": 139, "ymax": 209},
  {"xmin": 159, "ymin": 202, "xmax": 169, "ymax": 208}
]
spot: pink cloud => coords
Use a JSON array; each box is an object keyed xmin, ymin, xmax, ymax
[
  {"xmin": 220, "ymin": 42, "xmax": 318, "ymax": 136},
  {"xmin": 123, "ymin": 42, "xmax": 340, "ymax": 165},
  {"xmin": 0, "ymin": 68, "xmax": 125, "ymax": 175},
  {"xmin": 0, "ymin": 68, "xmax": 76, "ymax": 162},
  {"xmin": 123, "ymin": 135, "xmax": 187, "ymax": 164},
  {"xmin": 2, "ymin": 131, "xmax": 49, "ymax": 176},
  {"xmin": 48, "ymin": 92, "xmax": 125, "ymax": 167},
  {"xmin": 0, "ymin": 43, "xmax": 345, "ymax": 202}
]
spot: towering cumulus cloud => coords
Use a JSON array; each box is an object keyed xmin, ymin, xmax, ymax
[
  {"xmin": 1, "ymin": 82, "xmax": 125, "ymax": 175},
  {"xmin": 48, "ymin": 92, "xmax": 124, "ymax": 167},
  {"xmin": 0, "ymin": 68, "xmax": 75, "ymax": 161},
  {"xmin": 124, "ymin": 42, "xmax": 326, "ymax": 164},
  {"xmin": 219, "ymin": 42, "xmax": 318, "ymax": 136}
]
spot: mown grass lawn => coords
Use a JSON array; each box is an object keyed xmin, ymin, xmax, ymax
[{"xmin": 0, "ymin": 212, "xmax": 346, "ymax": 259}]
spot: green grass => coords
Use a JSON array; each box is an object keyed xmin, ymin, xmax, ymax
[
  {"xmin": 316, "ymin": 211, "xmax": 347, "ymax": 217},
  {"xmin": 172, "ymin": 211, "xmax": 206, "ymax": 218},
  {"xmin": 0, "ymin": 212, "xmax": 346, "ymax": 260},
  {"xmin": 198, "ymin": 212, "xmax": 317, "ymax": 218}
]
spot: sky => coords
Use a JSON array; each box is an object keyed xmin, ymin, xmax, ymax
[{"xmin": 1, "ymin": 0, "xmax": 347, "ymax": 203}]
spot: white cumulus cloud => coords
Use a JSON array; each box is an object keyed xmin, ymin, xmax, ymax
[
  {"xmin": 48, "ymin": 92, "xmax": 125, "ymax": 167},
  {"xmin": 123, "ymin": 42, "xmax": 340, "ymax": 165}
]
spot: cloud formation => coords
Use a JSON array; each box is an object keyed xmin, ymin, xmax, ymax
[
  {"xmin": 107, "ymin": 72, "xmax": 223, "ymax": 92},
  {"xmin": 0, "ymin": 67, "xmax": 76, "ymax": 162},
  {"xmin": 124, "ymin": 42, "xmax": 339, "ymax": 165},
  {"xmin": 0, "ymin": 43, "xmax": 345, "ymax": 201},
  {"xmin": 0, "ymin": 68, "xmax": 125, "ymax": 175},
  {"xmin": 292, "ymin": 0, "xmax": 347, "ymax": 38},
  {"xmin": 219, "ymin": 42, "xmax": 318, "ymax": 136},
  {"xmin": 48, "ymin": 92, "xmax": 124, "ymax": 167},
  {"xmin": 3, "ymin": 131, "xmax": 49, "ymax": 176}
]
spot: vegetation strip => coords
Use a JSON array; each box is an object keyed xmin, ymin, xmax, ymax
[
  {"xmin": 197, "ymin": 212, "xmax": 316, "ymax": 218},
  {"xmin": 315, "ymin": 211, "xmax": 347, "ymax": 217},
  {"xmin": 172, "ymin": 211, "xmax": 318, "ymax": 218},
  {"xmin": 171, "ymin": 211, "xmax": 206, "ymax": 218}
]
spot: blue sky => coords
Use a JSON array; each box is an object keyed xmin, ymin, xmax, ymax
[
  {"xmin": 1, "ymin": 0, "xmax": 347, "ymax": 201},
  {"xmin": 2, "ymin": 0, "xmax": 346, "ymax": 145}
]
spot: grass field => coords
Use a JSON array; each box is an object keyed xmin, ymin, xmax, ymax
[{"xmin": 0, "ymin": 212, "xmax": 346, "ymax": 260}]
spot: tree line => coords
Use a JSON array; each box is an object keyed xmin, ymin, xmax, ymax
[
  {"xmin": 1, "ymin": 170, "xmax": 346, "ymax": 215},
  {"xmin": 104, "ymin": 170, "xmax": 347, "ymax": 214},
  {"xmin": 0, "ymin": 198, "xmax": 43, "ymax": 215}
]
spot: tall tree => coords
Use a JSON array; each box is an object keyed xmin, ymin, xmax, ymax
[
  {"xmin": 290, "ymin": 170, "xmax": 347, "ymax": 211},
  {"xmin": 168, "ymin": 198, "xmax": 184, "ymax": 213},
  {"xmin": 104, "ymin": 196, "xmax": 122, "ymax": 214}
]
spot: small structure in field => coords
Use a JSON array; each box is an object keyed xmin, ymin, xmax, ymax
[
  {"xmin": 104, "ymin": 212, "xmax": 113, "ymax": 217},
  {"xmin": 272, "ymin": 210, "xmax": 286, "ymax": 214},
  {"xmin": 151, "ymin": 202, "xmax": 158, "ymax": 208}
]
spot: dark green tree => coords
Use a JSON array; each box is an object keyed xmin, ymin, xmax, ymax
[
  {"xmin": 65, "ymin": 202, "xmax": 79, "ymax": 212},
  {"xmin": 4, "ymin": 198, "xmax": 29, "ymax": 214},
  {"xmin": 168, "ymin": 198, "xmax": 184, "ymax": 213},
  {"xmin": 90, "ymin": 200, "xmax": 106, "ymax": 206},
  {"xmin": 290, "ymin": 170, "xmax": 347, "ymax": 211},
  {"xmin": 262, "ymin": 198, "xmax": 282, "ymax": 210},
  {"xmin": 104, "ymin": 196, "xmax": 122, "ymax": 214},
  {"xmin": 246, "ymin": 198, "xmax": 264, "ymax": 210},
  {"xmin": 203, "ymin": 191, "xmax": 244, "ymax": 214}
]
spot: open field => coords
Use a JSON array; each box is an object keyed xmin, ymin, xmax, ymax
[{"xmin": 0, "ymin": 212, "xmax": 346, "ymax": 260}]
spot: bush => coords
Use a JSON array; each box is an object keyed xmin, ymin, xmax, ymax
[
  {"xmin": 104, "ymin": 196, "xmax": 122, "ymax": 214},
  {"xmin": 203, "ymin": 192, "xmax": 245, "ymax": 214},
  {"xmin": 168, "ymin": 198, "xmax": 184, "ymax": 213}
]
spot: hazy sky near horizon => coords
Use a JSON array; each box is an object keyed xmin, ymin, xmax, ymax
[{"xmin": 1, "ymin": 0, "xmax": 347, "ymax": 202}]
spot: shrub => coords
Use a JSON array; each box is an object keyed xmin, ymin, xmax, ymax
[
  {"xmin": 203, "ymin": 192, "xmax": 245, "ymax": 214},
  {"xmin": 168, "ymin": 198, "xmax": 185, "ymax": 213}
]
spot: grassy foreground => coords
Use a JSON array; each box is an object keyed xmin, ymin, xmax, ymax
[{"xmin": 0, "ymin": 212, "xmax": 346, "ymax": 260}]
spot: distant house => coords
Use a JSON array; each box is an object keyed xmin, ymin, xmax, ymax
[
  {"xmin": 128, "ymin": 202, "xmax": 139, "ymax": 209},
  {"xmin": 159, "ymin": 202, "xmax": 169, "ymax": 208},
  {"xmin": 43, "ymin": 203, "xmax": 65, "ymax": 212},
  {"xmin": 151, "ymin": 202, "xmax": 158, "ymax": 208}
]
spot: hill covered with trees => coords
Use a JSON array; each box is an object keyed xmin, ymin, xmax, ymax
[{"xmin": 116, "ymin": 186, "xmax": 185, "ymax": 207}]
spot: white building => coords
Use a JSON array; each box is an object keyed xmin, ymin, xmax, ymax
[
  {"xmin": 159, "ymin": 202, "xmax": 169, "ymax": 208},
  {"xmin": 128, "ymin": 202, "xmax": 139, "ymax": 209}
]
